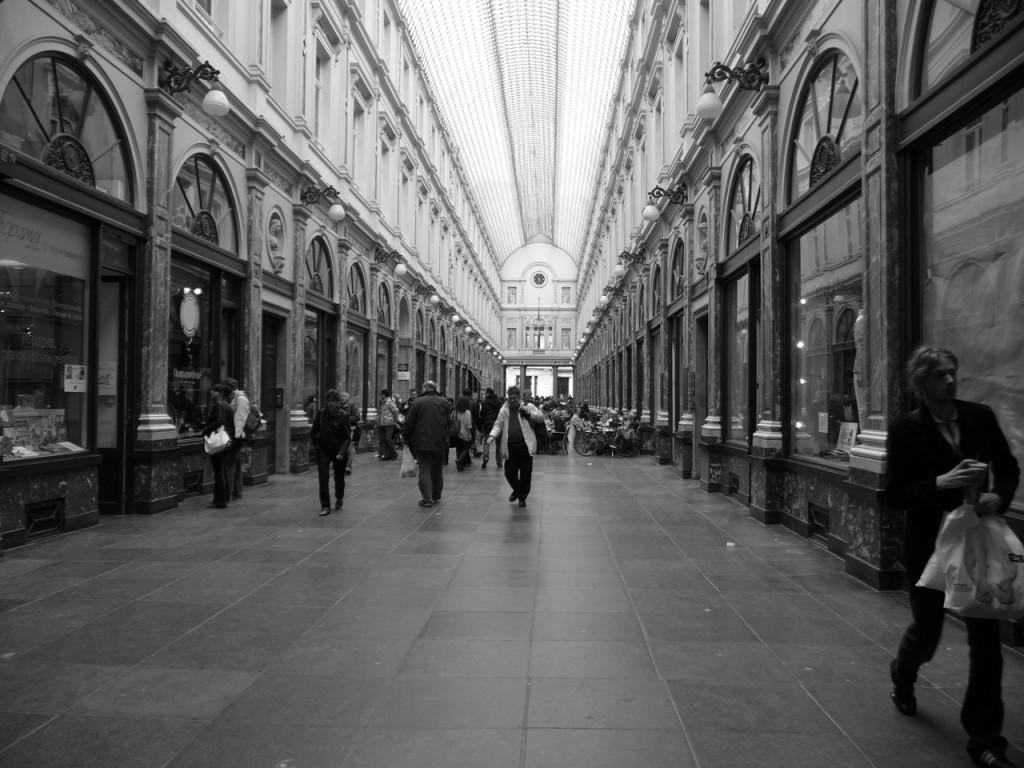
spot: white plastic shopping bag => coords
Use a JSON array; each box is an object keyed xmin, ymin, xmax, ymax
[
  {"xmin": 399, "ymin": 446, "xmax": 418, "ymax": 478},
  {"xmin": 203, "ymin": 426, "xmax": 231, "ymax": 455},
  {"xmin": 917, "ymin": 503, "xmax": 1024, "ymax": 620}
]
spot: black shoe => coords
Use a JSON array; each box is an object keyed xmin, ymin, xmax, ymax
[
  {"xmin": 208, "ymin": 503, "xmax": 228, "ymax": 509},
  {"xmin": 972, "ymin": 750, "xmax": 1017, "ymax": 768},
  {"xmin": 482, "ymin": 457, "xmax": 488, "ymax": 469},
  {"xmin": 345, "ymin": 467, "xmax": 352, "ymax": 475},
  {"xmin": 889, "ymin": 659, "xmax": 916, "ymax": 716},
  {"xmin": 433, "ymin": 496, "xmax": 441, "ymax": 503},
  {"xmin": 334, "ymin": 500, "xmax": 343, "ymax": 510},
  {"xmin": 231, "ymin": 493, "xmax": 242, "ymax": 500},
  {"xmin": 319, "ymin": 507, "xmax": 330, "ymax": 517},
  {"xmin": 418, "ymin": 499, "xmax": 434, "ymax": 507},
  {"xmin": 457, "ymin": 464, "xmax": 464, "ymax": 472},
  {"xmin": 518, "ymin": 498, "xmax": 526, "ymax": 508},
  {"xmin": 509, "ymin": 492, "xmax": 518, "ymax": 502}
]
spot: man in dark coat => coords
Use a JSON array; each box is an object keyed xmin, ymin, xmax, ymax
[
  {"xmin": 310, "ymin": 389, "xmax": 351, "ymax": 517},
  {"xmin": 886, "ymin": 346, "xmax": 1019, "ymax": 768},
  {"xmin": 402, "ymin": 380, "xmax": 450, "ymax": 507}
]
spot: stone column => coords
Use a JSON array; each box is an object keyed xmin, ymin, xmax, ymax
[
  {"xmin": 133, "ymin": 87, "xmax": 183, "ymax": 513},
  {"xmin": 288, "ymin": 205, "xmax": 311, "ymax": 473},
  {"xmin": 242, "ymin": 166, "xmax": 269, "ymax": 485}
]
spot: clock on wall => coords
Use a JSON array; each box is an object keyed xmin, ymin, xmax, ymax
[{"xmin": 531, "ymin": 272, "xmax": 547, "ymax": 287}]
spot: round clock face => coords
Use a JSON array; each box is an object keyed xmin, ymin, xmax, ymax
[{"xmin": 532, "ymin": 272, "xmax": 547, "ymax": 287}]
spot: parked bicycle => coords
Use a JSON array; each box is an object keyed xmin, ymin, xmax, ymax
[{"xmin": 573, "ymin": 423, "xmax": 638, "ymax": 457}]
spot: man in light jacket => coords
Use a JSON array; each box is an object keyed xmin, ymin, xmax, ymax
[
  {"xmin": 376, "ymin": 388, "xmax": 400, "ymax": 461},
  {"xmin": 487, "ymin": 385, "xmax": 545, "ymax": 508}
]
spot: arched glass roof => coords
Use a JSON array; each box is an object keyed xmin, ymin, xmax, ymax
[{"xmin": 399, "ymin": 0, "xmax": 632, "ymax": 267}]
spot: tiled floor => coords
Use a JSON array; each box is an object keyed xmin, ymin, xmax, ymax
[{"xmin": 1, "ymin": 450, "xmax": 1022, "ymax": 768}]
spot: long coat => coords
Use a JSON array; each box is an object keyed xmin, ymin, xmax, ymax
[{"xmin": 884, "ymin": 398, "xmax": 1019, "ymax": 580}]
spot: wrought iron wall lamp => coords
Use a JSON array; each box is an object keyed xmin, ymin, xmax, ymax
[
  {"xmin": 161, "ymin": 60, "xmax": 229, "ymax": 116},
  {"xmin": 301, "ymin": 186, "xmax": 345, "ymax": 221}
]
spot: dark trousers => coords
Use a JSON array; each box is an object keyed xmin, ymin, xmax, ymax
[
  {"xmin": 378, "ymin": 425, "xmax": 397, "ymax": 459},
  {"xmin": 456, "ymin": 437, "xmax": 472, "ymax": 468},
  {"xmin": 209, "ymin": 451, "xmax": 230, "ymax": 505},
  {"xmin": 224, "ymin": 437, "xmax": 245, "ymax": 497},
  {"xmin": 316, "ymin": 450, "xmax": 348, "ymax": 508},
  {"xmin": 414, "ymin": 449, "xmax": 445, "ymax": 501},
  {"xmin": 503, "ymin": 446, "xmax": 533, "ymax": 499},
  {"xmin": 893, "ymin": 585, "xmax": 1005, "ymax": 754}
]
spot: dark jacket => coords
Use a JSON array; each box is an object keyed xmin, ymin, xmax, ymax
[
  {"xmin": 402, "ymin": 390, "xmax": 451, "ymax": 452},
  {"xmin": 311, "ymin": 408, "xmax": 352, "ymax": 457},
  {"xmin": 478, "ymin": 393, "xmax": 501, "ymax": 433},
  {"xmin": 202, "ymin": 399, "xmax": 235, "ymax": 439},
  {"xmin": 884, "ymin": 399, "xmax": 1019, "ymax": 580}
]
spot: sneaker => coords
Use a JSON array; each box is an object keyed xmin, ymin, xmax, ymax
[
  {"xmin": 972, "ymin": 750, "xmax": 1017, "ymax": 768},
  {"xmin": 319, "ymin": 507, "xmax": 330, "ymax": 517},
  {"xmin": 334, "ymin": 500, "xmax": 343, "ymax": 510},
  {"xmin": 889, "ymin": 658, "xmax": 916, "ymax": 716}
]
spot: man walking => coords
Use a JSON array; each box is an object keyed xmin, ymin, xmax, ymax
[
  {"xmin": 886, "ymin": 346, "xmax": 1019, "ymax": 768},
  {"xmin": 401, "ymin": 380, "xmax": 449, "ymax": 507},
  {"xmin": 478, "ymin": 387, "xmax": 501, "ymax": 469},
  {"xmin": 487, "ymin": 385, "xmax": 545, "ymax": 508},
  {"xmin": 223, "ymin": 377, "xmax": 250, "ymax": 501}
]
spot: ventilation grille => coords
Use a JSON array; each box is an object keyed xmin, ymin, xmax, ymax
[
  {"xmin": 182, "ymin": 470, "xmax": 204, "ymax": 496},
  {"xmin": 25, "ymin": 498, "xmax": 65, "ymax": 542}
]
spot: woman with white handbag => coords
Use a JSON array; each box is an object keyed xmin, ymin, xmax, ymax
[{"xmin": 202, "ymin": 382, "xmax": 236, "ymax": 509}]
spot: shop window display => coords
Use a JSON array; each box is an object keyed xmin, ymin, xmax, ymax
[
  {"xmin": 168, "ymin": 262, "xmax": 212, "ymax": 437},
  {"xmin": 790, "ymin": 197, "xmax": 864, "ymax": 464},
  {"xmin": 724, "ymin": 274, "xmax": 750, "ymax": 443},
  {"xmin": 920, "ymin": 90, "xmax": 1024, "ymax": 506},
  {"xmin": 0, "ymin": 194, "xmax": 90, "ymax": 459}
]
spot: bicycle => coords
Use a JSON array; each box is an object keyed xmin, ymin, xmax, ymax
[{"xmin": 573, "ymin": 424, "xmax": 638, "ymax": 457}]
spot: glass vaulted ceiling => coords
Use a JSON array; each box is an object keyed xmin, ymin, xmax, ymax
[{"xmin": 399, "ymin": 0, "xmax": 632, "ymax": 267}]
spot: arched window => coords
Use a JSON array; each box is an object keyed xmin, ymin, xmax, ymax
[
  {"xmin": 172, "ymin": 154, "xmax": 238, "ymax": 252},
  {"xmin": 670, "ymin": 241, "xmax": 684, "ymax": 300},
  {"xmin": 346, "ymin": 264, "xmax": 367, "ymax": 314},
  {"xmin": 789, "ymin": 52, "xmax": 862, "ymax": 200},
  {"xmin": 918, "ymin": 1, "xmax": 1023, "ymax": 96},
  {"xmin": 377, "ymin": 282, "xmax": 392, "ymax": 326},
  {"xmin": 728, "ymin": 155, "xmax": 761, "ymax": 252},
  {"xmin": 652, "ymin": 266, "xmax": 663, "ymax": 314},
  {"xmin": 0, "ymin": 53, "xmax": 133, "ymax": 202},
  {"xmin": 305, "ymin": 237, "xmax": 333, "ymax": 298},
  {"xmin": 414, "ymin": 309, "xmax": 424, "ymax": 342}
]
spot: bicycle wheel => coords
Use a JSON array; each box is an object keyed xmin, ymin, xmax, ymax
[
  {"xmin": 616, "ymin": 436, "xmax": 637, "ymax": 457},
  {"xmin": 574, "ymin": 432, "xmax": 598, "ymax": 456}
]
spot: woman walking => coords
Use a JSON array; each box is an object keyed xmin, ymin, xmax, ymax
[
  {"xmin": 453, "ymin": 394, "xmax": 475, "ymax": 471},
  {"xmin": 311, "ymin": 389, "xmax": 352, "ymax": 516}
]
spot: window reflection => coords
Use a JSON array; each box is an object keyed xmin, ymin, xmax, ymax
[
  {"xmin": 921, "ymin": 90, "xmax": 1024, "ymax": 504},
  {"xmin": 790, "ymin": 198, "xmax": 864, "ymax": 463}
]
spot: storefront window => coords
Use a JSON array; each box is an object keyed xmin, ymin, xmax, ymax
[
  {"xmin": 303, "ymin": 310, "xmax": 319, "ymax": 408},
  {"xmin": 921, "ymin": 89, "xmax": 1024, "ymax": 505},
  {"xmin": 724, "ymin": 274, "xmax": 750, "ymax": 443},
  {"xmin": 789, "ymin": 52, "xmax": 862, "ymax": 200},
  {"xmin": 377, "ymin": 283, "xmax": 392, "ymax": 326},
  {"xmin": 346, "ymin": 330, "xmax": 365, "ymax": 409},
  {"xmin": 168, "ymin": 261, "xmax": 212, "ymax": 437},
  {"xmin": 0, "ymin": 195, "xmax": 90, "ymax": 459},
  {"xmin": 789, "ymin": 197, "xmax": 864, "ymax": 464},
  {"xmin": 347, "ymin": 265, "xmax": 367, "ymax": 313},
  {"xmin": 0, "ymin": 55, "xmax": 132, "ymax": 202}
]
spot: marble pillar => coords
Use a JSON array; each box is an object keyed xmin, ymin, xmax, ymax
[
  {"xmin": 288, "ymin": 205, "xmax": 311, "ymax": 473},
  {"xmin": 242, "ymin": 168, "xmax": 269, "ymax": 486}
]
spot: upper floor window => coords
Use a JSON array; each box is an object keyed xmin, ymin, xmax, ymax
[
  {"xmin": 305, "ymin": 237, "xmax": 333, "ymax": 298},
  {"xmin": 919, "ymin": 0, "xmax": 1023, "ymax": 96},
  {"xmin": 347, "ymin": 264, "xmax": 367, "ymax": 313},
  {"xmin": 377, "ymin": 282, "xmax": 392, "ymax": 326},
  {"xmin": 789, "ymin": 52, "xmax": 862, "ymax": 201},
  {"xmin": 728, "ymin": 155, "xmax": 761, "ymax": 252},
  {"xmin": 0, "ymin": 54, "xmax": 133, "ymax": 202},
  {"xmin": 172, "ymin": 154, "xmax": 238, "ymax": 252}
]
